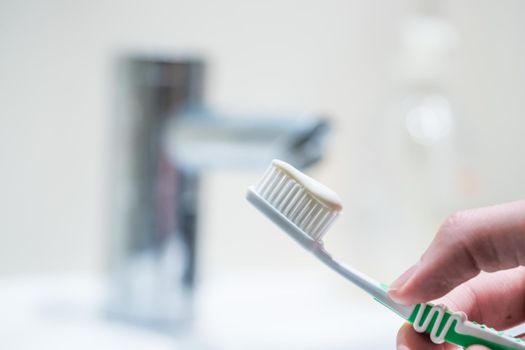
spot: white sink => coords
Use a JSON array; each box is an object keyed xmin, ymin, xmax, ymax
[{"xmin": 0, "ymin": 272, "xmax": 400, "ymax": 350}]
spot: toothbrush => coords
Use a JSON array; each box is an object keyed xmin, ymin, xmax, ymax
[{"xmin": 246, "ymin": 159, "xmax": 525, "ymax": 350}]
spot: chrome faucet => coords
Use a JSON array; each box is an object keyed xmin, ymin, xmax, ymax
[{"xmin": 107, "ymin": 55, "xmax": 330, "ymax": 332}]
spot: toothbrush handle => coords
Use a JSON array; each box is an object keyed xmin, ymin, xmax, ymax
[
  {"xmin": 310, "ymin": 245, "xmax": 523, "ymax": 349},
  {"xmin": 407, "ymin": 303, "xmax": 525, "ymax": 350}
]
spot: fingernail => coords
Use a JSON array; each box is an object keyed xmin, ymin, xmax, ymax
[
  {"xmin": 391, "ymin": 264, "xmax": 418, "ymax": 290},
  {"xmin": 389, "ymin": 289, "xmax": 410, "ymax": 305},
  {"xmin": 388, "ymin": 264, "xmax": 418, "ymax": 304},
  {"xmin": 397, "ymin": 345, "xmax": 410, "ymax": 350},
  {"xmin": 467, "ymin": 346, "xmax": 490, "ymax": 350}
]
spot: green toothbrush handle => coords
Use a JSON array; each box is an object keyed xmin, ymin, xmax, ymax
[{"xmin": 408, "ymin": 303, "xmax": 525, "ymax": 350}]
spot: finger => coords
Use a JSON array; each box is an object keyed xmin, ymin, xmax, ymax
[
  {"xmin": 434, "ymin": 268, "xmax": 525, "ymax": 330},
  {"xmin": 397, "ymin": 269, "xmax": 525, "ymax": 350},
  {"xmin": 389, "ymin": 200, "xmax": 525, "ymax": 305},
  {"xmin": 397, "ymin": 322, "xmax": 442, "ymax": 350},
  {"xmin": 466, "ymin": 346, "xmax": 491, "ymax": 350},
  {"xmin": 397, "ymin": 322, "xmax": 456, "ymax": 350}
]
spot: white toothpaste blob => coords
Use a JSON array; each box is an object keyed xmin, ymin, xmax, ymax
[{"xmin": 272, "ymin": 159, "xmax": 343, "ymax": 212}]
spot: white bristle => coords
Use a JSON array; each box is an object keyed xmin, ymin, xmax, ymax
[{"xmin": 253, "ymin": 163, "xmax": 340, "ymax": 241}]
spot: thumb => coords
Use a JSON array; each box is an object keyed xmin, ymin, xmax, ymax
[{"xmin": 389, "ymin": 200, "xmax": 525, "ymax": 305}]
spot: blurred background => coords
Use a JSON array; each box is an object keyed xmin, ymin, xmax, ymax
[{"xmin": 1, "ymin": 0, "xmax": 525, "ymax": 349}]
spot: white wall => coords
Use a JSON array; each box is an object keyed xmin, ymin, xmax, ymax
[{"xmin": 1, "ymin": 0, "xmax": 524, "ymax": 284}]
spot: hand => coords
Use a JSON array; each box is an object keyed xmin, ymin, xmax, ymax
[{"xmin": 387, "ymin": 200, "xmax": 525, "ymax": 350}]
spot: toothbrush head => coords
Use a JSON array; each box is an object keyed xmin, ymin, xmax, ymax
[{"xmin": 246, "ymin": 159, "xmax": 342, "ymax": 248}]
